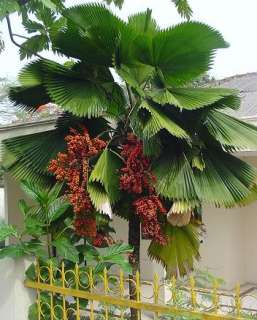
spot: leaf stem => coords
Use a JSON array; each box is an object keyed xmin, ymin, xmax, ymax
[{"xmin": 5, "ymin": 15, "xmax": 44, "ymax": 59}]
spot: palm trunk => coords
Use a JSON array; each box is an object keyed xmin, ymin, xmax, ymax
[{"xmin": 128, "ymin": 213, "xmax": 141, "ymax": 320}]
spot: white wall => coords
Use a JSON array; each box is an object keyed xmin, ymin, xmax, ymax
[
  {"xmin": 0, "ymin": 187, "xmax": 4, "ymax": 220},
  {"xmin": 198, "ymin": 155, "xmax": 257, "ymax": 288},
  {"xmin": 199, "ymin": 206, "xmax": 245, "ymax": 288},
  {"xmin": 0, "ymin": 258, "xmax": 35, "ymax": 320}
]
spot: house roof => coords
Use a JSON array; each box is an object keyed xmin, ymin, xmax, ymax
[{"xmin": 214, "ymin": 72, "xmax": 257, "ymax": 120}]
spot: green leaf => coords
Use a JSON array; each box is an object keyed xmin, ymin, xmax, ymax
[
  {"xmin": 171, "ymin": 0, "xmax": 193, "ymax": 20},
  {"xmin": 25, "ymin": 263, "xmax": 37, "ymax": 281},
  {"xmin": 101, "ymin": 243, "xmax": 133, "ymax": 260},
  {"xmin": 149, "ymin": 87, "xmax": 237, "ymax": 110},
  {"xmin": 62, "ymin": 4, "xmax": 126, "ymax": 66},
  {"xmin": 154, "ymin": 149, "xmax": 257, "ymax": 208},
  {"xmin": 88, "ymin": 149, "xmax": 122, "ymax": 213},
  {"xmin": 53, "ymin": 237, "xmax": 79, "ymax": 263},
  {"xmin": 0, "ymin": 0, "xmax": 20, "ymax": 21},
  {"xmin": 23, "ymin": 19, "xmax": 45, "ymax": 34},
  {"xmin": 24, "ymin": 239, "xmax": 47, "ymax": 258},
  {"xmin": 0, "ymin": 244, "xmax": 26, "ymax": 259},
  {"xmin": 24, "ymin": 217, "xmax": 44, "ymax": 238},
  {"xmin": 154, "ymin": 153, "xmax": 199, "ymax": 201},
  {"xmin": 18, "ymin": 199, "xmax": 31, "ymax": 216},
  {"xmin": 48, "ymin": 182, "xmax": 63, "ymax": 202},
  {"xmin": 0, "ymin": 221, "xmax": 18, "ymax": 241},
  {"xmin": 48, "ymin": 197, "xmax": 70, "ymax": 222},
  {"xmin": 97, "ymin": 243, "xmax": 133, "ymax": 273},
  {"xmin": 77, "ymin": 243, "xmax": 99, "ymax": 261},
  {"xmin": 205, "ymin": 110, "xmax": 257, "ymax": 149},
  {"xmin": 38, "ymin": 0, "xmax": 57, "ymax": 10},
  {"xmin": 128, "ymin": 10, "xmax": 159, "ymax": 35},
  {"xmin": 2, "ymin": 114, "xmax": 109, "ymax": 185},
  {"xmin": 20, "ymin": 180, "xmax": 46, "ymax": 204},
  {"xmin": 139, "ymin": 101, "xmax": 189, "ymax": 139},
  {"xmin": 43, "ymin": 60, "xmax": 123, "ymax": 118},
  {"xmin": 19, "ymin": 34, "xmax": 49, "ymax": 60},
  {"xmin": 134, "ymin": 22, "xmax": 228, "ymax": 86},
  {"xmin": 9, "ymin": 85, "xmax": 50, "ymax": 113},
  {"xmin": 148, "ymin": 223, "xmax": 200, "ymax": 277}
]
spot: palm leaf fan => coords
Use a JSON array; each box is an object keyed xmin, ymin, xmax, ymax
[
  {"xmin": 2, "ymin": 114, "xmax": 110, "ymax": 186},
  {"xmin": 138, "ymin": 101, "xmax": 189, "ymax": 139},
  {"xmin": 9, "ymin": 60, "xmax": 50, "ymax": 113},
  {"xmin": 88, "ymin": 149, "xmax": 122, "ymax": 216},
  {"xmin": 148, "ymin": 87, "xmax": 237, "ymax": 110},
  {"xmin": 60, "ymin": 3, "xmax": 127, "ymax": 66},
  {"xmin": 154, "ymin": 149, "xmax": 257, "ymax": 208},
  {"xmin": 204, "ymin": 110, "xmax": 257, "ymax": 149},
  {"xmin": 133, "ymin": 22, "xmax": 228, "ymax": 86},
  {"xmin": 148, "ymin": 223, "xmax": 201, "ymax": 277}
]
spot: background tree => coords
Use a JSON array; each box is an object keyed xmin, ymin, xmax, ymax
[{"xmin": 2, "ymin": 3, "xmax": 257, "ymax": 320}]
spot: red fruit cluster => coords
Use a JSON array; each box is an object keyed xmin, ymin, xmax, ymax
[
  {"xmin": 133, "ymin": 196, "xmax": 167, "ymax": 245},
  {"xmin": 120, "ymin": 133, "xmax": 155, "ymax": 194},
  {"xmin": 120, "ymin": 134, "xmax": 167, "ymax": 245},
  {"xmin": 74, "ymin": 216, "xmax": 97, "ymax": 238},
  {"xmin": 48, "ymin": 127, "xmax": 106, "ymax": 237}
]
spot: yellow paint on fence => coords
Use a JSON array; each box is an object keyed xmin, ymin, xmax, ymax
[{"xmin": 24, "ymin": 262, "xmax": 251, "ymax": 320}]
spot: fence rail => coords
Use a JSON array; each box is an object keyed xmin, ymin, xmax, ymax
[{"xmin": 24, "ymin": 261, "xmax": 257, "ymax": 320}]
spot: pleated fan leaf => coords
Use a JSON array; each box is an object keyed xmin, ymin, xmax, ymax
[
  {"xmin": 154, "ymin": 149, "xmax": 257, "ymax": 208},
  {"xmin": 149, "ymin": 87, "xmax": 237, "ymax": 110},
  {"xmin": 127, "ymin": 10, "xmax": 159, "ymax": 35},
  {"xmin": 88, "ymin": 149, "xmax": 122, "ymax": 209},
  {"xmin": 139, "ymin": 101, "xmax": 189, "ymax": 139},
  {"xmin": 133, "ymin": 22, "xmax": 228, "ymax": 86},
  {"xmin": 148, "ymin": 223, "xmax": 200, "ymax": 277},
  {"xmin": 2, "ymin": 115, "xmax": 109, "ymax": 185},
  {"xmin": 194, "ymin": 150, "xmax": 257, "ymax": 207},
  {"xmin": 9, "ymin": 60, "xmax": 50, "ymax": 113},
  {"xmin": 205, "ymin": 110, "xmax": 257, "ymax": 149}
]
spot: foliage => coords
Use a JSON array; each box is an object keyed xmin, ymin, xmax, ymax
[
  {"xmin": 1, "ymin": 0, "xmax": 65, "ymax": 59},
  {"xmin": 0, "ymin": 178, "xmax": 132, "ymax": 319},
  {"xmin": 0, "ymin": 0, "xmax": 193, "ymax": 62},
  {"xmin": 171, "ymin": 0, "xmax": 192, "ymax": 20},
  {"xmin": 3, "ymin": 3, "xmax": 257, "ymax": 279}
]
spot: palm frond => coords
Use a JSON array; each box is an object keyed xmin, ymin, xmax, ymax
[
  {"xmin": 205, "ymin": 110, "xmax": 257, "ymax": 149},
  {"xmin": 149, "ymin": 87, "xmax": 237, "ymax": 110},
  {"xmin": 139, "ymin": 101, "xmax": 189, "ymax": 139},
  {"xmin": 60, "ymin": 3, "xmax": 126, "ymax": 66},
  {"xmin": 9, "ymin": 60, "xmax": 50, "ymax": 113},
  {"xmin": 19, "ymin": 34, "xmax": 49, "ymax": 60},
  {"xmin": 127, "ymin": 10, "xmax": 159, "ymax": 35},
  {"xmin": 154, "ymin": 153, "xmax": 199, "ymax": 201},
  {"xmin": 195, "ymin": 150, "xmax": 257, "ymax": 207},
  {"xmin": 154, "ymin": 149, "xmax": 257, "ymax": 208},
  {"xmin": 171, "ymin": 0, "xmax": 193, "ymax": 20},
  {"xmin": 88, "ymin": 149, "xmax": 122, "ymax": 212},
  {"xmin": 2, "ymin": 114, "xmax": 109, "ymax": 185},
  {"xmin": 134, "ymin": 22, "xmax": 228, "ymax": 86},
  {"xmin": 148, "ymin": 223, "xmax": 200, "ymax": 277}
]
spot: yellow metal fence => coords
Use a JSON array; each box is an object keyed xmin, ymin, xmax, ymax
[{"xmin": 24, "ymin": 261, "xmax": 257, "ymax": 320}]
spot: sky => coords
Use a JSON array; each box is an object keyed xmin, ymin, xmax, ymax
[{"xmin": 0, "ymin": 0, "xmax": 257, "ymax": 80}]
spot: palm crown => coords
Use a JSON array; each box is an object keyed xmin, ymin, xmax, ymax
[{"xmin": 3, "ymin": 3, "xmax": 257, "ymax": 275}]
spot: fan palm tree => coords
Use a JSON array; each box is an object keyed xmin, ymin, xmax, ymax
[{"xmin": 3, "ymin": 3, "xmax": 257, "ymax": 300}]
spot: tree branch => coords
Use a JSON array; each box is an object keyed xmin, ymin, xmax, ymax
[
  {"xmin": 12, "ymin": 33, "xmax": 30, "ymax": 40},
  {"xmin": 5, "ymin": 15, "xmax": 44, "ymax": 59}
]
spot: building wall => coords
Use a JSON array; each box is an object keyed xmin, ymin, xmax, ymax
[{"xmin": 0, "ymin": 258, "xmax": 35, "ymax": 320}]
